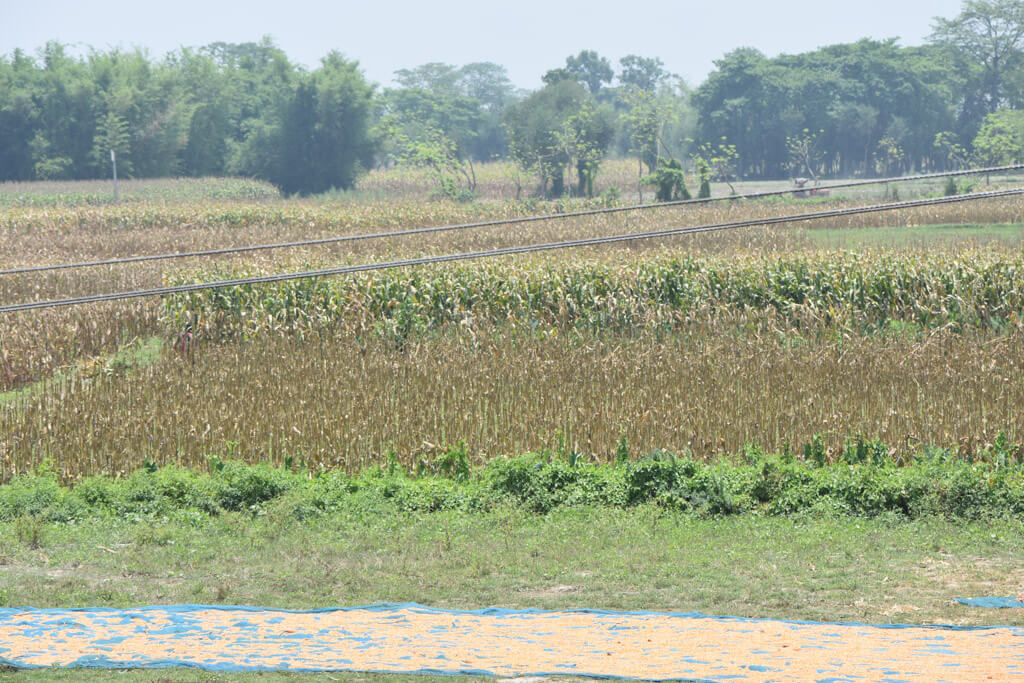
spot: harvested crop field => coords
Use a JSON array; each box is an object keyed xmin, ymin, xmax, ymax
[{"xmin": 4, "ymin": 183, "xmax": 1024, "ymax": 480}]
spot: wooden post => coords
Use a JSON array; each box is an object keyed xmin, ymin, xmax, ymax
[{"xmin": 111, "ymin": 149, "xmax": 119, "ymax": 202}]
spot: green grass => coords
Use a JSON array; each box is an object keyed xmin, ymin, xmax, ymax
[
  {"xmin": 1, "ymin": 511, "xmax": 1021, "ymax": 624},
  {"xmin": 7, "ymin": 457, "xmax": 1022, "ymax": 679},
  {"xmin": 1, "ymin": 507, "xmax": 1021, "ymax": 683},
  {"xmin": 0, "ymin": 177, "xmax": 281, "ymax": 207},
  {"xmin": 805, "ymin": 222, "xmax": 1024, "ymax": 247}
]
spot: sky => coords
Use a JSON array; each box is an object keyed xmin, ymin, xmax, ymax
[{"xmin": 2, "ymin": 0, "xmax": 965, "ymax": 89}]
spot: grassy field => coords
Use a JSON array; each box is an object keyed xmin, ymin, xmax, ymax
[
  {"xmin": 5, "ymin": 508, "xmax": 1022, "ymax": 680},
  {"xmin": 2, "ymin": 175, "xmax": 1024, "ymax": 680},
  {"xmin": 806, "ymin": 221, "xmax": 1024, "ymax": 247},
  {"xmin": 0, "ymin": 177, "xmax": 281, "ymax": 207},
  {"xmin": 2, "ymin": 511, "xmax": 1021, "ymax": 627}
]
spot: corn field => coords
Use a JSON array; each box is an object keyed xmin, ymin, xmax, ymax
[
  {"xmin": 2, "ymin": 323, "xmax": 1023, "ymax": 481},
  {"xmin": 2, "ymin": 188, "xmax": 1024, "ymax": 481},
  {"xmin": 164, "ymin": 251, "xmax": 1024, "ymax": 340}
]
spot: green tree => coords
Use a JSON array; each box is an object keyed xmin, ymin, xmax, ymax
[
  {"xmin": 875, "ymin": 135, "xmax": 906, "ymax": 177},
  {"xmin": 457, "ymin": 62, "xmax": 515, "ymax": 109},
  {"xmin": 934, "ymin": 131, "xmax": 973, "ymax": 168},
  {"xmin": 543, "ymin": 51, "xmax": 613, "ymax": 95},
  {"xmin": 973, "ymin": 109, "xmax": 1024, "ymax": 165},
  {"xmin": 620, "ymin": 84, "xmax": 688, "ymax": 200},
  {"xmin": 695, "ymin": 158, "xmax": 712, "ymax": 198},
  {"xmin": 212, "ymin": 37, "xmax": 300, "ymax": 178},
  {"xmin": 555, "ymin": 101, "xmax": 616, "ymax": 197},
  {"xmin": 230, "ymin": 52, "xmax": 376, "ymax": 195},
  {"xmin": 642, "ymin": 158, "xmax": 691, "ymax": 202},
  {"xmin": 385, "ymin": 61, "xmax": 514, "ymax": 162},
  {"xmin": 276, "ymin": 80, "xmax": 317, "ymax": 194},
  {"xmin": 693, "ymin": 41, "xmax": 954, "ymax": 178},
  {"xmin": 618, "ymin": 55, "xmax": 669, "ymax": 92},
  {"xmin": 622, "ymin": 87, "xmax": 670, "ymax": 174},
  {"xmin": 693, "ymin": 140, "xmax": 740, "ymax": 193},
  {"xmin": 931, "ymin": 0, "xmax": 1024, "ymax": 112},
  {"xmin": 504, "ymin": 80, "xmax": 589, "ymax": 197},
  {"xmin": 86, "ymin": 47, "xmax": 196, "ymax": 177},
  {"xmin": 172, "ymin": 47, "xmax": 236, "ymax": 176},
  {"xmin": 564, "ymin": 50, "xmax": 613, "ymax": 95},
  {"xmin": 311, "ymin": 53, "xmax": 377, "ymax": 191},
  {"xmin": 28, "ymin": 42, "xmax": 96, "ymax": 179},
  {"xmin": 378, "ymin": 87, "xmax": 482, "ymax": 200},
  {"xmin": 91, "ymin": 111, "xmax": 133, "ymax": 177},
  {"xmin": 29, "ymin": 133, "xmax": 73, "ymax": 179},
  {"xmin": 225, "ymin": 115, "xmax": 281, "ymax": 184},
  {"xmin": 394, "ymin": 62, "xmax": 461, "ymax": 94},
  {"xmin": 614, "ymin": 71, "xmax": 695, "ymax": 198},
  {"xmin": 0, "ymin": 49, "xmax": 39, "ymax": 180},
  {"xmin": 787, "ymin": 129, "xmax": 824, "ymax": 180},
  {"xmin": 457, "ymin": 62, "xmax": 516, "ymax": 159}
]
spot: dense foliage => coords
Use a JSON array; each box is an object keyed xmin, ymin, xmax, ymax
[
  {"xmin": 4, "ymin": 2, "xmax": 1024, "ymax": 193},
  {"xmin": 0, "ymin": 40, "xmax": 375, "ymax": 195},
  {"xmin": 2, "ymin": 441, "xmax": 1023, "ymax": 521}
]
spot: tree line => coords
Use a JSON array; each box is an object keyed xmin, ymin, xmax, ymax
[{"xmin": 3, "ymin": 0, "xmax": 1024, "ymax": 197}]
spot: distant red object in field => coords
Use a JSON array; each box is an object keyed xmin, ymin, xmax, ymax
[
  {"xmin": 175, "ymin": 325, "xmax": 194, "ymax": 360},
  {"xmin": 793, "ymin": 177, "xmax": 830, "ymax": 198}
]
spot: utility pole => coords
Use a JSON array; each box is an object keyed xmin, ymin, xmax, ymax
[{"xmin": 111, "ymin": 149, "xmax": 119, "ymax": 203}]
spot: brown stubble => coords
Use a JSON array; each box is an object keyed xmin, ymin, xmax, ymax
[{"xmin": 3, "ymin": 321, "xmax": 1023, "ymax": 482}]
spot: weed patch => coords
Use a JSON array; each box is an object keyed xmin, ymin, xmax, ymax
[{"xmin": 2, "ymin": 441, "xmax": 1023, "ymax": 523}]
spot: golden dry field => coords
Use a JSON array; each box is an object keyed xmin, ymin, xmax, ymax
[{"xmin": 3, "ymin": 170, "xmax": 1024, "ymax": 481}]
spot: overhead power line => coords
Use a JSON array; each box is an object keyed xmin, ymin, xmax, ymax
[
  {"xmin": 2, "ymin": 187, "xmax": 1020, "ymax": 315},
  {"xmin": 1, "ymin": 165, "xmax": 1022, "ymax": 277}
]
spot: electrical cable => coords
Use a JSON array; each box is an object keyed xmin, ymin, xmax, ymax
[
  {"xmin": 2, "ymin": 186, "xmax": 1020, "ymax": 314},
  {"xmin": 1, "ymin": 164, "xmax": 1021, "ymax": 277}
]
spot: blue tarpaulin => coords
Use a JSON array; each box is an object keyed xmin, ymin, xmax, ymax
[
  {"xmin": 956, "ymin": 597, "xmax": 1024, "ymax": 609},
  {"xmin": 1, "ymin": 603, "xmax": 1022, "ymax": 679}
]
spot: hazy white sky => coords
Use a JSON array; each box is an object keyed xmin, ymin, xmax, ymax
[{"xmin": 2, "ymin": 0, "xmax": 965, "ymax": 89}]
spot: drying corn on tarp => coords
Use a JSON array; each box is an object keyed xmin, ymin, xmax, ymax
[{"xmin": 1, "ymin": 603, "xmax": 1022, "ymax": 680}]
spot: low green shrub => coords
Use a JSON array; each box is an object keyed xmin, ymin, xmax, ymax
[{"xmin": 2, "ymin": 438, "xmax": 1023, "ymax": 523}]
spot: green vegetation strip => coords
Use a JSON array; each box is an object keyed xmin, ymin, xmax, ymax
[
  {"xmin": 2, "ymin": 508, "xmax": 1022, "ymax": 629},
  {"xmin": 0, "ymin": 178, "xmax": 281, "ymax": 207},
  {"xmin": 169, "ymin": 251, "xmax": 1024, "ymax": 338},
  {"xmin": 805, "ymin": 222, "xmax": 1024, "ymax": 246},
  {"xmin": 5, "ymin": 438, "xmax": 1024, "ymax": 523}
]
